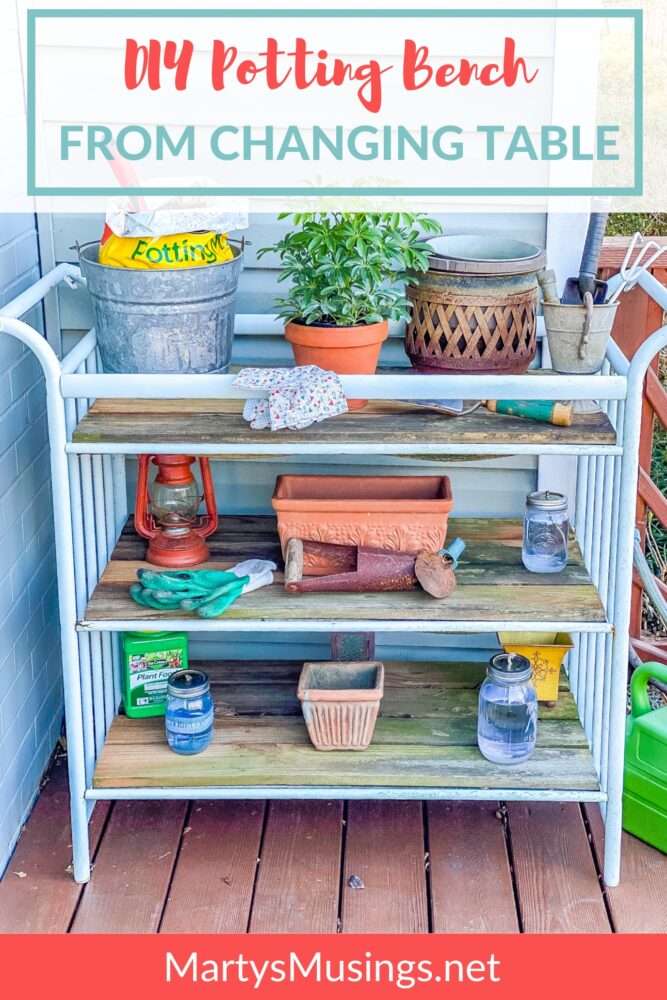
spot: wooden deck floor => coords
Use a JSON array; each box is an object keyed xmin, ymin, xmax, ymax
[{"xmin": 1, "ymin": 755, "xmax": 665, "ymax": 934}]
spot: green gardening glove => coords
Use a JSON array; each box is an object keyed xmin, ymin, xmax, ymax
[{"xmin": 130, "ymin": 561, "xmax": 276, "ymax": 618}]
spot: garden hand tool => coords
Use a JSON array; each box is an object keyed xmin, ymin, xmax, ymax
[
  {"xmin": 537, "ymin": 267, "xmax": 559, "ymax": 304},
  {"xmin": 284, "ymin": 537, "xmax": 465, "ymax": 598},
  {"xmin": 130, "ymin": 560, "xmax": 276, "ymax": 618},
  {"xmin": 605, "ymin": 232, "xmax": 667, "ymax": 305},
  {"xmin": 485, "ymin": 399, "xmax": 573, "ymax": 426},
  {"xmin": 402, "ymin": 396, "xmax": 572, "ymax": 425},
  {"xmin": 562, "ymin": 211, "xmax": 609, "ymax": 304}
]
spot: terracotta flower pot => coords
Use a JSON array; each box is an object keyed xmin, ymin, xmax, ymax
[
  {"xmin": 297, "ymin": 661, "xmax": 384, "ymax": 751},
  {"xmin": 272, "ymin": 474, "xmax": 454, "ymax": 573},
  {"xmin": 284, "ymin": 319, "xmax": 388, "ymax": 410}
]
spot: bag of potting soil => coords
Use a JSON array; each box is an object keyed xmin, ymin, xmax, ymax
[{"xmin": 98, "ymin": 226, "xmax": 234, "ymax": 269}]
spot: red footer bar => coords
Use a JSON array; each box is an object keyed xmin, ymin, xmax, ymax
[{"xmin": 0, "ymin": 933, "xmax": 660, "ymax": 998}]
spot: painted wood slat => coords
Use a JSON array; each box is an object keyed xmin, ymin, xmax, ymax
[
  {"xmin": 507, "ymin": 803, "xmax": 610, "ymax": 933},
  {"xmin": 84, "ymin": 583, "xmax": 606, "ymax": 626},
  {"xmin": 341, "ymin": 801, "xmax": 428, "ymax": 933},
  {"xmin": 159, "ymin": 658, "xmax": 575, "ymax": 691},
  {"xmin": 97, "ymin": 715, "xmax": 588, "ymax": 750},
  {"xmin": 73, "ymin": 398, "xmax": 616, "ymax": 448},
  {"xmin": 112, "ymin": 515, "xmax": 590, "ymax": 579},
  {"xmin": 93, "ymin": 732, "xmax": 599, "ymax": 793},
  {"xmin": 85, "ymin": 582, "xmax": 607, "ymax": 627},
  {"xmin": 0, "ymin": 758, "xmax": 110, "ymax": 933},
  {"xmin": 70, "ymin": 800, "xmax": 188, "ymax": 933},
  {"xmin": 159, "ymin": 801, "xmax": 265, "ymax": 933},
  {"xmin": 95, "ymin": 656, "xmax": 580, "ymax": 723},
  {"xmin": 584, "ymin": 805, "xmax": 667, "ymax": 932},
  {"xmin": 427, "ymin": 802, "xmax": 519, "ymax": 933},
  {"xmin": 248, "ymin": 801, "xmax": 343, "ymax": 933},
  {"xmin": 205, "ymin": 685, "xmax": 584, "ymax": 721}
]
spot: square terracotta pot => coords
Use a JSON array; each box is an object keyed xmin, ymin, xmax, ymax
[
  {"xmin": 297, "ymin": 661, "xmax": 384, "ymax": 751},
  {"xmin": 272, "ymin": 475, "xmax": 453, "ymax": 574}
]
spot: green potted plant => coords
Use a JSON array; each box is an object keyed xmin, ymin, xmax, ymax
[{"xmin": 258, "ymin": 212, "xmax": 441, "ymax": 408}]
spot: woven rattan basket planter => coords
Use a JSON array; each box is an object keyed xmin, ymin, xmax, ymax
[{"xmin": 405, "ymin": 235, "xmax": 546, "ymax": 375}]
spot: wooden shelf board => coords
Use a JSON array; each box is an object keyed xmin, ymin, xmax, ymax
[
  {"xmin": 82, "ymin": 516, "xmax": 608, "ymax": 629},
  {"xmin": 72, "ymin": 397, "xmax": 616, "ymax": 451},
  {"xmin": 93, "ymin": 660, "xmax": 600, "ymax": 793}
]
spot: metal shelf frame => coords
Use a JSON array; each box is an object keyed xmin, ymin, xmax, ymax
[{"xmin": 2, "ymin": 262, "xmax": 667, "ymax": 887}]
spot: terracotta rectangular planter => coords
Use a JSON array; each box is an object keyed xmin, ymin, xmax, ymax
[
  {"xmin": 272, "ymin": 475, "xmax": 453, "ymax": 574},
  {"xmin": 297, "ymin": 661, "xmax": 384, "ymax": 751}
]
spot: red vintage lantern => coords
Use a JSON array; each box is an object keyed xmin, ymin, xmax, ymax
[{"xmin": 134, "ymin": 455, "xmax": 218, "ymax": 567}]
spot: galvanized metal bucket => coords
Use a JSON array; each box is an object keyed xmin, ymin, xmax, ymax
[
  {"xmin": 79, "ymin": 243, "xmax": 243, "ymax": 374},
  {"xmin": 543, "ymin": 296, "xmax": 618, "ymax": 374}
]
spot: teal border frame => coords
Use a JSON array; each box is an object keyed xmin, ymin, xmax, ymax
[{"xmin": 26, "ymin": 8, "xmax": 644, "ymax": 197}]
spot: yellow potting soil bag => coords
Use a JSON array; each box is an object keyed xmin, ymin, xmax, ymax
[{"xmin": 99, "ymin": 228, "xmax": 234, "ymax": 269}]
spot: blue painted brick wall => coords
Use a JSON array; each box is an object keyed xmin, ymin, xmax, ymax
[{"xmin": 0, "ymin": 215, "xmax": 63, "ymax": 875}]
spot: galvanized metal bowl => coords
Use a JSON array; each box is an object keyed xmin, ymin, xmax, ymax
[{"xmin": 79, "ymin": 242, "xmax": 243, "ymax": 375}]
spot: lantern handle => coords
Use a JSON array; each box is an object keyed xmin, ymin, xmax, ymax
[
  {"xmin": 134, "ymin": 454, "xmax": 158, "ymax": 540},
  {"xmin": 194, "ymin": 457, "xmax": 219, "ymax": 539}
]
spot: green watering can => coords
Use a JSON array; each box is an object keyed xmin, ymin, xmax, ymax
[{"xmin": 623, "ymin": 662, "xmax": 667, "ymax": 853}]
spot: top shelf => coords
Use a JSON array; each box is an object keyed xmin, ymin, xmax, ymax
[{"xmin": 70, "ymin": 396, "xmax": 618, "ymax": 457}]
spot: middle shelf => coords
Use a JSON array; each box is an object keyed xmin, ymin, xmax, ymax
[{"xmin": 80, "ymin": 516, "xmax": 609, "ymax": 633}]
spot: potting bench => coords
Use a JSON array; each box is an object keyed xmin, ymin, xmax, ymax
[{"xmin": 2, "ymin": 264, "xmax": 667, "ymax": 887}]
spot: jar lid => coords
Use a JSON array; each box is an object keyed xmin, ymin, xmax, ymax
[
  {"xmin": 489, "ymin": 652, "xmax": 532, "ymax": 683},
  {"xmin": 167, "ymin": 668, "xmax": 209, "ymax": 698},
  {"xmin": 526, "ymin": 490, "xmax": 568, "ymax": 511}
]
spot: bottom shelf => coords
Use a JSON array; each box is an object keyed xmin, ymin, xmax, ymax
[{"xmin": 92, "ymin": 660, "xmax": 601, "ymax": 797}]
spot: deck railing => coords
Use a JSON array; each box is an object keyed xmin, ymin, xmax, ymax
[{"xmin": 600, "ymin": 238, "xmax": 667, "ymax": 664}]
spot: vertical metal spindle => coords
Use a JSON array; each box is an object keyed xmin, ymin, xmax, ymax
[
  {"xmin": 569, "ymin": 456, "xmax": 588, "ymax": 696},
  {"xmin": 77, "ymin": 447, "xmax": 104, "ymax": 753},
  {"xmin": 112, "ymin": 454, "xmax": 128, "ymax": 538},
  {"xmin": 601, "ymin": 397, "xmax": 625, "ymax": 791},
  {"xmin": 584, "ymin": 455, "xmax": 596, "ymax": 572},
  {"xmin": 65, "ymin": 395, "xmax": 96, "ymax": 786},
  {"xmin": 592, "ymin": 445, "xmax": 616, "ymax": 771},
  {"xmin": 575, "ymin": 458, "xmax": 591, "ymax": 722},
  {"xmin": 103, "ymin": 454, "xmax": 123, "ymax": 711},
  {"xmin": 585, "ymin": 455, "xmax": 606, "ymax": 741},
  {"xmin": 85, "ymin": 355, "xmax": 116, "ymax": 731}
]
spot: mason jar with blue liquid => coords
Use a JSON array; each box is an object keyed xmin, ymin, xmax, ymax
[{"xmin": 166, "ymin": 668, "xmax": 214, "ymax": 755}]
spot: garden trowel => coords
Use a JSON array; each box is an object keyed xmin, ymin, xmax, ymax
[{"xmin": 561, "ymin": 212, "xmax": 609, "ymax": 304}]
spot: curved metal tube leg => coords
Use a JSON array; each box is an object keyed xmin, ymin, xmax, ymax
[
  {"xmin": 604, "ymin": 322, "xmax": 667, "ymax": 886},
  {"xmin": 0, "ymin": 314, "xmax": 91, "ymax": 883}
]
